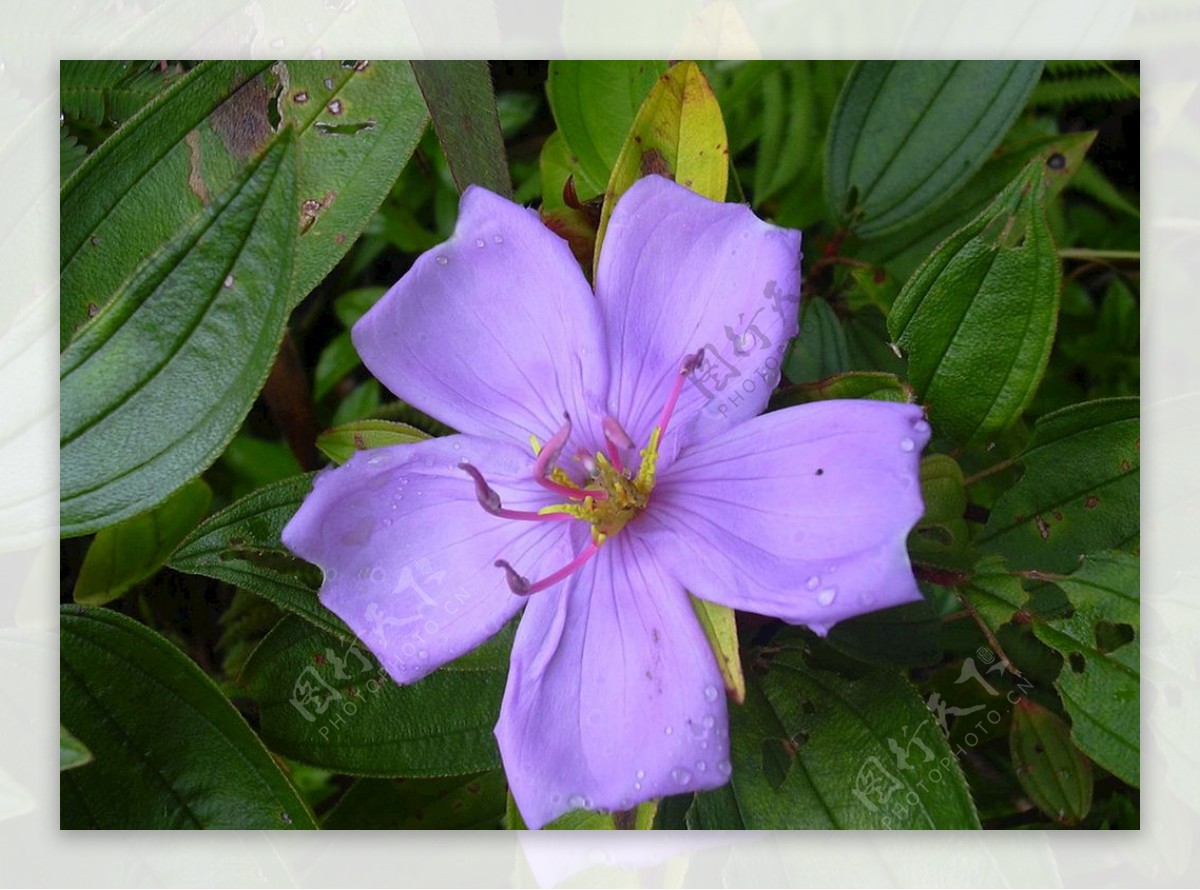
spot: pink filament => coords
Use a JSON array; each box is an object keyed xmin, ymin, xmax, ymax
[
  {"xmin": 601, "ymin": 415, "xmax": 633, "ymax": 473},
  {"xmin": 495, "ymin": 542, "xmax": 600, "ymax": 595},
  {"xmin": 460, "ymin": 462, "xmax": 573, "ymax": 523},
  {"xmin": 656, "ymin": 348, "xmax": 706, "ymax": 437},
  {"xmin": 533, "ymin": 412, "xmax": 607, "ymax": 500}
]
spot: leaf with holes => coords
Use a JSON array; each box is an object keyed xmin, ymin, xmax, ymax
[
  {"xmin": 169, "ymin": 474, "xmax": 347, "ymax": 640},
  {"xmin": 981, "ymin": 398, "xmax": 1139, "ymax": 572},
  {"xmin": 546, "ymin": 61, "xmax": 669, "ymax": 200},
  {"xmin": 1032, "ymin": 551, "xmax": 1139, "ymax": 787},
  {"xmin": 60, "ymin": 606, "xmax": 315, "ymax": 828},
  {"xmin": 962, "ymin": 555, "xmax": 1030, "ymax": 637},
  {"xmin": 240, "ymin": 616, "xmax": 505, "ymax": 777},
  {"xmin": 61, "ymin": 135, "xmax": 297, "ymax": 538},
  {"xmin": 909, "ymin": 454, "xmax": 972, "ymax": 572},
  {"xmin": 687, "ymin": 653, "xmax": 979, "ymax": 828},
  {"xmin": 888, "ymin": 160, "xmax": 1061, "ymax": 446},
  {"xmin": 826, "ymin": 60, "xmax": 1043, "ymax": 237}
]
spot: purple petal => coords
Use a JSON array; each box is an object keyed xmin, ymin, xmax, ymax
[
  {"xmin": 641, "ymin": 401, "xmax": 931, "ymax": 634},
  {"xmin": 596, "ymin": 175, "xmax": 801, "ymax": 456},
  {"xmin": 282, "ymin": 436, "xmax": 575, "ymax": 683},
  {"xmin": 496, "ymin": 532, "xmax": 730, "ymax": 829},
  {"xmin": 353, "ymin": 186, "xmax": 609, "ymax": 452}
]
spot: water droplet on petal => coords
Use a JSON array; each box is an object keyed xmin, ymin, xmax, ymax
[
  {"xmin": 370, "ymin": 567, "xmax": 385, "ymax": 582},
  {"xmin": 633, "ymin": 781, "xmax": 642, "ymax": 791},
  {"xmin": 492, "ymin": 234, "xmax": 504, "ymax": 243},
  {"xmin": 568, "ymin": 794, "xmax": 587, "ymax": 809},
  {"xmin": 704, "ymin": 685, "xmax": 719, "ymax": 702},
  {"xmin": 671, "ymin": 768, "xmax": 692, "ymax": 786},
  {"xmin": 913, "ymin": 419, "xmax": 931, "ymax": 436},
  {"xmin": 702, "ymin": 714, "xmax": 715, "ymax": 729},
  {"xmin": 899, "ymin": 437, "xmax": 915, "ymax": 452},
  {"xmin": 806, "ymin": 575, "xmax": 820, "ymax": 591},
  {"xmin": 696, "ymin": 760, "xmax": 707, "ymax": 772},
  {"xmin": 417, "ymin": 649, "xmax": 428, "ymax": 659},
  {"xmin": 818, "ymin": 588, "xmax": 838, "ymax": 606},
  {"xmin": 474, "ymin": 238, "xmax": 485, "ymax": 248},
  {"xmin": 664, "ymin": 726, "xmax": 673, "ymax": 736},
  {"xmin": 717, "ymin": 760, "xmax": 732, "ymax": 776},
  {"xmin": 435, "ymin": 255, "xmax": 449, "ymax": 265},
  {"xmin": 635, "ymin": 769, "xmax": 645, "ymax": 780}
]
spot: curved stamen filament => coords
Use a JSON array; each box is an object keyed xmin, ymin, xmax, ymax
[
  {"xmin": 601, "ymin": 415, "xmax": 633, "ymax": 474},
  {"xmin": 460, "ymin": 462, "xmax": 575, "ymax": 523},
  {"xmin": 533, "ymin": 412, "xmax": 607, "ymax": 501},
  {"xmin": 656, "ymin": 348, "xmax": 705, "ymax": 438},
  {"xmin": 495, "ymin": 542, "xmax": 599, "ymax": 595}
]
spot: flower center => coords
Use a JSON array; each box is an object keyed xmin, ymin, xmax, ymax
[{"xmin": 462, "ymin": 349, "xmax": 703, "ymax": 595}]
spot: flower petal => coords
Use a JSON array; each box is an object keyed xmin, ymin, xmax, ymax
[
  {"xmin": 596, "ymin": 175, "xmax": 802, "ymax": 455},
  {"xmin": 353, "ymin": 186, "xmax": 609, "ymax": 451},
  {"xmin": 282, "ymin": 436, "xmax": 574, "ymax": 683},
  {"xmin": 642, "ymin": 401, "xmax": 931, "ymax": 634},
  {"xmin": 496, "ymin": 532, "xmax": 730, "ymax": 829}
]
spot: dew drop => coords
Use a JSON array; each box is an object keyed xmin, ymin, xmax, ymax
[
  {"xmin": 818, "ymin": 588, "xmax": 838, "ymax": 606},
  {"xmin": 671, "ymin": 768, "xmax": 692, "ymax": 786},
  {"xmin": 703, "ymin": 684, "xmax": 719, "ymax": 702},
  {"xmin": 382, "ymin": 518, "xmax": 392, "ymax": 528},
  {"xmin": 435, "ymin": 255, "xmax": 449, "ymax": 265},
  {"xmin": 568, "ymin": 794, "xmax": 587, "ymax": 809},
  {"xmin": 452, "ymin": 443, "xmax": 461, "ymax": 451},
  {"xmin": 633, "ymin": 781, "xmax": 642, "ymax": 791},
  {"xmin": 806, "ymin": 575, "xmax": 820, "ymax": 591},
  {"xmin": 474, "ymin": 238, "xmax": 486, "ymax": 248},
  {"xmin": 696, "ymin": 760, "xmax": 707, "ymax": 772},
  {"xmin": 635, "ymin": 769, "xmax": 645, "ymax": 780},
  {"xmin": 492, "ymin": 234, "xmax": 504, "ymax": 243},
  {"xmin": 370, "ymin": 567, "xmax": 385, "ymax": 582},
  {"xmin": 326, "ymin": 568, "xmax": 339, "ymax": 581},
  {"xmin": 417, "ymin": 649, "xmax": 429, "ymax": 659},
  {"xmin": 913, "ymin": 419, "xmax": 931, "ymax": 436},
  {"xmin": 717, "ymin": 760, "xmax": 732, "ymax": 776},
  {"xmin": 702, "ymin": 714, "xmax": 715, "ymax": 729},
  {"xmin": 223, "ymin": 274, "xmax": 234, "ymax": 288},
  {"xmin": 899, "ymin": 437, "xmax": 915, "ymax": 452},
  {"xmin": 664, "ymin": 726, "xmax": 673, "ymax": 736}
]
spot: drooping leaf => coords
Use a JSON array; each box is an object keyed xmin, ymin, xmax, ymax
[
  {"xmin": 688, "ymin": 653, "xmax": 979, "ymax": 828},
  {"xmin": 73, "ymin": 477, "xmax": 212, "ymax": 606},
  {"xmin": 981, "ymin": 398, "xmax": 1139, "ymax": 572},
  {"xmin": 169, "ymin": 474, "xmax": 347, "ymax": 640},
  {"xmin": 888, "ymin": 160, "xmax": 1061, "ymax": 446},
  {"xmin": 240, "ymin": 616, "xmax": 505, "ymax": 777},
  {"xmin": 826, "ymin": 60, "xmax": 1043, "ymax": 237},
  {"xmin": 60, "ymin": 606, "xmax": 316, "ymax": 828},
  {"xmin": 59, "ymin": 725, "xmax": 93, "ymax": 771},
  {"xmin": 60, "ymin": 134, "xmax": 298, "ymax": 537},
  {"xmin": 315, "ymin": 419, "xmax": 430, "ymax": 465},
  {"xmin": 1010, "ymin": 697, "xmax": 1094, "ymax": 825},
  {"xmin": 593, "ymin": 61, "xmax": 728, "ymax": 277},
  {"xmin": 545, "ymin": 61, "xmax": 669, "ymax": 199},
  {"xmin": 411, "ymin": 60, "xmax": 511, "ymax": 197},
  {"xmin": 1032, "ymin": 552, "xmax": 1139, "ymax": 787}
]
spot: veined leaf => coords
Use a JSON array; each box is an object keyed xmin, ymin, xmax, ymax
[{"xmin": 315, "ymin": 420, "xmax": 430, "ymax": 465}]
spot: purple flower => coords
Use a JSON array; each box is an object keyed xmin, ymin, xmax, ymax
[{"xmin": 283, "ymin": 175, "xmax": 930, "ymax": 828}]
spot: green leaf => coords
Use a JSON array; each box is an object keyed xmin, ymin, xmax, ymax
[
  {"xmin": 240, "ymin": 616, "xmax": 505, "ymax": 777},
  {"xmin": 771, "ymin": 371, "xmax": 912, "ymax": 409},
  {"xmin": 690, "ymin": 595, "xmax": 745, "ymax": 704},
  {"xmin": 61, "ymin": 60, "xmax": 276, "ymax": 347},
  {"xmin": 888, "ymin": 160, "xmax": 1061, "ymax": 446},
  {"xmin": 1010, "ymin": 697, "xmax": 1094, "ymax": 825},
  {"xmin": 505, "ymin": 792, "xmax": 657, "ymax": 830},
  {"xmin": 60, "ymin": 127, "xmax": 88, "ymax": 183},
  {"xmin": 859, "ymin": 130, "xmax": 1097, "ymax": 284},
  {"xmin": 981, "ymin": 398, "xmax": 1139, "ymax": 572},
  {"xmin": 689, "ymin": 654, "xmax": 979, "ymax": 828},
  {"xmin": 783, "ymin": 298, "xmax": 849, "ymax": 384},
  {"xmin": 60, "ymin": 606, "xmax": 316, "ymax": 828},
  {"xmin": 333, "ymin": 285, "xmax": 386, "ymax": 328},
  {"xmin": 593, "ymin": 61, "xmax": 729, "ymax": 278},
  {"xmin": 823, "ymin": 600, "xmax": 943, "ymax": 669},
  {"xmin": 60, "ymin": 60, "xmax": 173, "ymax": 129},
  {"xmin": 411, "ymin": 61, "xmax": 511, "ymax": 197},
  {"xmin": 545, "ymin": 61, "xmax": 669, "ymax": 199},
  {"xmin": 59, "ymin": 724, "xmax": 93, "ymax": 771},
  {"xmin": 60, "ymin": 133, "xmax": 298, "ymax": 537},
  {"xmin": 962, "ymin": 555, "xmax": 1030, "ymax": 636},
  {"xmin": 1032, "ymin": 552, "xmax": 1139, "ymax": 786},
  {"xmin": 315, "ymin": 419, "xmax": 430, "ymax": 465},
  {"xmin": 313, "ymin": 330, "xmax": 361, "ymax": 401},
  {"xmin": 323, "ymin": 771, "xmax": 506, "ymax": 829},
  {"xmin": 73, "ymin": 478, "xmax": 212, "ymax": 606},
  {"xmin": 826, "ymin": 60, "xmax": 1043, "ymax": 237},
  {"xmin": 909, "ymin": 454, "xmax": 972, "ymax": 571},
  {"xmin": 169, "ymin": 474, "xmax": 348, "ymax": 640}
]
